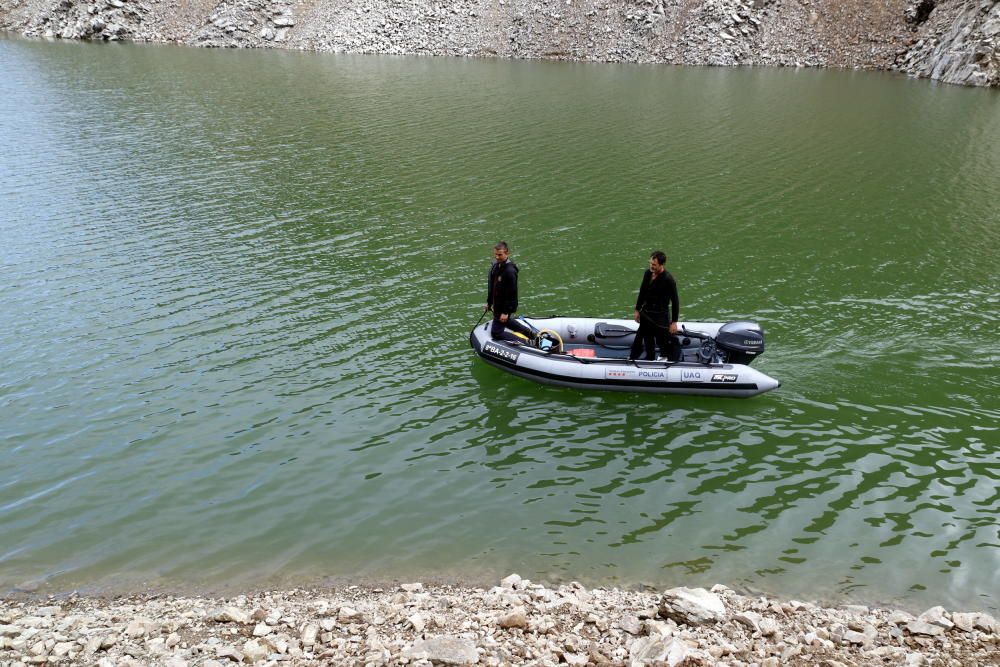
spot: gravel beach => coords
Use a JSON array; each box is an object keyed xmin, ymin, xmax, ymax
[{"xmin": 2, "ymin": 575, "xmax": 997, "ymax": 666}]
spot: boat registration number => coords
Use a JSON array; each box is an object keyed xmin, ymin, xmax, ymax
[{"xmin": 483, "ymin": 342, "xmax": 520, "ymax": 364}]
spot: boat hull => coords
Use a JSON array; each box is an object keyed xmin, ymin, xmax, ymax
[{"xmin": 470, "ymin": 316, "xmax": 780, "ymax": 398}]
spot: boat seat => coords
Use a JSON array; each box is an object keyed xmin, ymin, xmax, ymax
[{"xmin": 592, "ymin": 322, "xmax": 637, "ymax": 349}]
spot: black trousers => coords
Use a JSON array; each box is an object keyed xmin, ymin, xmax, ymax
[
  {"xmin": 628, "ymin": 317, "xmax": 679, "ymax": 361},
  {"xmin": 490, "ymin": 315, "xmax": 534, "ymax": 342}
]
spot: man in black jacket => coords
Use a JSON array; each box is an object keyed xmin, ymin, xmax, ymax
[
  {"xmin": 485, "ymin": 241, "xmax": 532, "ymax": 342},
  {"xmin": 628, "ymin": 250, "xmax": 680, "ymax": 361}
]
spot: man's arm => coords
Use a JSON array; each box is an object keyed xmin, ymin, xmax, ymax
[
  {"xmin": 634, "ymin": 271, "xmax": 649, "ymax": 313},
  {"xmin": 667, "ymin": 274, "xmax": 680, "ymax": 332},
  {"xmin": 485, "ymin": 263, "xmax": 495, "ymax": 311},
  {"xmin": 505, "ymin": 264, "xmax": 518, "ymax": 315}
]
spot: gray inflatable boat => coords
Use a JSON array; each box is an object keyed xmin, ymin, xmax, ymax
[{"xmin": 470, "ymin": 316, "xmax": 780, "ymax": 398}]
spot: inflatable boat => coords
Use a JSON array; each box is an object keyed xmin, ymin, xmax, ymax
[{"xmin": 470, "ymin": 316, "xmax": 780, "ymax": 398}]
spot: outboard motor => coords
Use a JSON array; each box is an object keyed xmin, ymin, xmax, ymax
[{"xmin": 714, "ymin": 321, "xmax": 765, "ymax": 365}]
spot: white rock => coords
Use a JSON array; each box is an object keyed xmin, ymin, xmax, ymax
[
  {"xmin": 659, "ymin": 587, "xmax": 726, "ymax": 626},
  {"xmin": 501, "ymin": 574, "xmax": 522, "ymax": 590},
  {"xmin": 403, "ymin": 636, "xmax": 479, "ymax": 664},
  {"xmin": 252, "ymin": 622, "xmax": 272, "ymax": 637},
  {"xmin": 618, "ymin": 614, "xmax": 643, "ymax": 635},
  {"xmin": 888, "ymin": 610, "xmax": 915, "ymax": 625},
  {"xmin": 300, "ymin": 623, "xmax": 318, "ymax": 646},
  {"xmin": 733, "ymin": 611, "xmax": 761, "ymax": 633},
  {"xmin": 918, "ymin": 606, "xmax": 953, "ymax": 629},
  {"xmin": 213, "ymin": 607, "xmax": 251, "ymax": 625},
  {"xmin": 498, "ymin": 607, "xmax": 528, "ymax": 629},
  {"xmin": 216, "ymin": 645, "xmax": 244, "ymax": 662},
  {"xmin": 905, "ymin": 620, "xmax": 945, "ymax": 636},
  {"xmin": 125, "ymin": 617, "xmax": 158, "ymax": 638},
  {"xmin": 843, "ymin": 629, "xmax": 869, "ymax": 645},
  {"xmin": 147, "ymin": 637, "xmax": 167, "ymax": 654},
  {"xmin": 52, "ymin": 641, "xmax": 75, "ymax": 657},
  {"xmin": 952, "ymin": 611, "xmax": 998, "ymax": 633},
  {"xmin": 338, "ymin": 606, "xmax": 364, "ymax": 623},
  {"xmin": 242, "ymin": 639, "xmax": 268, "ymax": 663},
  {"xmin": 629, "ymin": 635, "xmax": 688, "ymax": 666},
  {"xmin": 645, "ymin": 620, "xmax": 674, "ymax": 637},
  {"xmin": 84, "ymin": 636, "xmax": 103, "ymax": 654}
]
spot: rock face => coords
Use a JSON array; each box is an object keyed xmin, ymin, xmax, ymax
[
  {"xmin": 895, "ymin": 0, "xmax": 1000, "ymax": 86},
  {"xmin": 0, "ymin": 0, "xmax": 996, "ymax": 87}
]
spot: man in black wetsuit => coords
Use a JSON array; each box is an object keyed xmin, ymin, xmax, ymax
[
  {"xmin": 485, "ymin": 241, "xmax": 533, "ymax": 342},
  {"xmin": 628, "ymin": 250, "xmax": 680, "ymax": 361}
]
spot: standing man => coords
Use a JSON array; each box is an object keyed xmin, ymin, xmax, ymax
[
  {"xmin": 485, "ymin": 241, "xmax": 531, "ymax": 342},
  {"xmin": 628, "ymin": 250, "xmax": 680, "ymax": 361}
]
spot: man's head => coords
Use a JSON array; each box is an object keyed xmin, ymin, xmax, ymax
[
  {"xmin": 649, "ymin": 250, "xmax": 667, "ymax": 274},
  {"xmin": 494, "ymin": 241, "xmax": 510, "ymax": 263}
]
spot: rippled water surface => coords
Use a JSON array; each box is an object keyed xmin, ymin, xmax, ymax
[{"xmin": 1, "ymin": 37, "xmax": 998, "ymax": 611}]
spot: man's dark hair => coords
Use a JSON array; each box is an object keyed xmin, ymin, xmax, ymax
[
  {"xmin": 495, "ymin": 241, "xmax": 509, "ymax": 252},
  {"xmin": 650, "ymin": 250, "xmax": 667, "ymax": 265}
]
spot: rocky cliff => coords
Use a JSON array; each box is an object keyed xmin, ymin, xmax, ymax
[{"xmin": 1, "ymin": 0, "xmax": 997, "ymax": 87}]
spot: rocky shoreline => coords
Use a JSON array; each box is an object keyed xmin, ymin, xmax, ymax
[
  {"xmin": 1, "ymin": 0, "xmax": 998, "ymax": 88},
  {"xmin": 1, "ymin": 575, "xmax": 997, "ymax": 666}
]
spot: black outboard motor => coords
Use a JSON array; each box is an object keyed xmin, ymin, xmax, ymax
[{"xmin": 714, "ymin": 321, "xmax": 765, "ymax": 365}]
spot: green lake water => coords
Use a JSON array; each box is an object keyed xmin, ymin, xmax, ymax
[{"xmin": 1, "ymin": 36, "xmax": 998, "ymax": 612}]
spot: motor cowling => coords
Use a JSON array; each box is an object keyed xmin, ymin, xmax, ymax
[{"xmin": 715, "ymin": 321, "xmax": 765, "ymax": 365}]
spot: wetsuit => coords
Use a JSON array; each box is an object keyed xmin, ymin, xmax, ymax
[
  {"xmin": 629, "ymin": 268, "xmax": 680, "ymax": 361},
  {"xmin": 487, "ymin": 259, "xmax": 532, "ymax": 341}
]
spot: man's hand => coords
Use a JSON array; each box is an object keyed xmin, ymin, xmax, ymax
[
  {"xmin": 634, "ymin": 310, "xmax": 641, "ymax": 323},
  {"xmin": 484, "ymin": 304, "xmax": 492, "ymax": 312},
  {"xmin": 669, "ymin": 322, "xmax": 679, "ymax": 334},
  {"xmin": 499, "ymin": 313, "xmax": 509, "ymax": 323}
]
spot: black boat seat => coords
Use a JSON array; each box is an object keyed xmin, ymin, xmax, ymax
[{"xmin": 592, "ymin": 322, "xmax": 637, "ymax": 349}]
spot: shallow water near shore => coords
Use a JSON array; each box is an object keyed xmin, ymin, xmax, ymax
[{"xmin": 1, "ymin": 37, "xmax": 998, "ymax": 612}]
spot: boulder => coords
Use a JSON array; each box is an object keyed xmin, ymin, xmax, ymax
[
  {"xmin": 952, "ymin": 611, "xmax": 998, "ymax": 634},
  {"xmin": 905, "ymin": 620, "xmax": 945, "ymax": 636},
  {"xmin": 658, "ymin": 587, "xmax": 726, "ymax": 625},
  {"xmin": 918, "ymin": 606, "xmax": 953, "ymax": 629},
  {"xmin": 403, "ymin": 636, "xmax": 479, "ymax": 665},
  {"xmin": 629, "ymin": 636, "xmax": 689, "ymax": 666}
]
